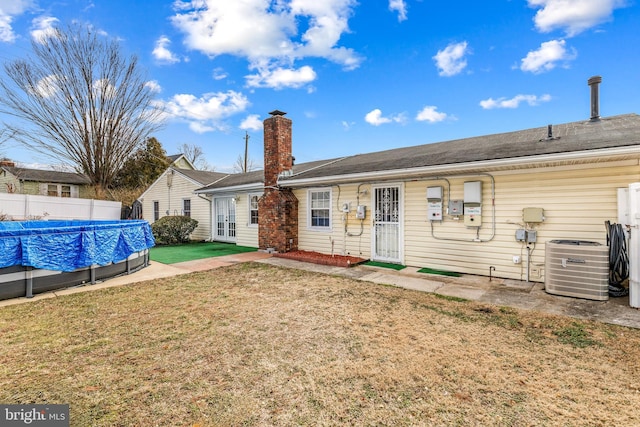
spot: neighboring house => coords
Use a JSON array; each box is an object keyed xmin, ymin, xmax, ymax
[
  {"xmin": 0, "ymin": 161, "xmax": 92, "ymax": 198},
  {"xmin": 138, "ymin": 166, "xmax": 227, "ymax": 241},
  {"xmin": 196, "ymin": 78, "xmax": 640, "ymax": 284}
]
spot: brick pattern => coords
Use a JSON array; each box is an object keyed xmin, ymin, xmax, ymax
[
  {"xmin": 263, "ymin": 115, "xmax": 293, "ymax": 187},
  {"xmin": 258, "ymin": 113, "xmax": 299, "ymax": 252},
  {"xmin": 258, "ymin": 189, "xmax": 298, "ymax": 252}
]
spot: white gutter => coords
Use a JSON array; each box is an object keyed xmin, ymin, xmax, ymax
[
  {"xmin": 195, "ymin": 181, "xmax": 264, "ymax": 194},
  {"xmin": 278, "ymin": 145, "xmax": 640, "ymax": 187}
]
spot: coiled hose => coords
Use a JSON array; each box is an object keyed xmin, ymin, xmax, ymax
[{"xmin": 605, "ymin": 221, "xmax": 629, "ymax": 297}]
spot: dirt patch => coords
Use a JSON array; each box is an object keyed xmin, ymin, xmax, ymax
[
  {"xmin": 1, "ymin": 263, "xmax": 640, "ymax": 426},
  {"xmin": 275, "ymin": 249, "xmax": 367, "ymax": 267}
]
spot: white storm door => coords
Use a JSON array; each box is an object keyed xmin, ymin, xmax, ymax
[
  {"xmin": 372, "ymin": 185, "xmax": 402, "ymax": 263},
  {"xmin": 215, "ymin": 197, "xmax": 237, "ymax": 243}
]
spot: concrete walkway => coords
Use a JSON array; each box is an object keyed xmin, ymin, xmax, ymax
[{"xmin": 2, "ymin": 252, "xmax": 639, "ymax": 329}]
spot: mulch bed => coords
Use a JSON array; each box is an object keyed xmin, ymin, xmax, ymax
[{"xmin": 274, "ymin": 250, "xmax": 367, "ymax": 268}]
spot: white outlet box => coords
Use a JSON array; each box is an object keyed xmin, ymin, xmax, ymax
[{"xmin": 513, "ymin": 256, "xmax": 521, "ymax": 264}]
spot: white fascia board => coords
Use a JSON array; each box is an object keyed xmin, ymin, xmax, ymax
[
  {"xmin": 195, "ymin": 182, "xmax": 264, "ymax": 194},
  {"xmin": 278, "ymin": 146, "xmax": 640, "ymax": 187}
]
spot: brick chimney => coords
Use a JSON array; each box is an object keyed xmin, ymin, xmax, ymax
[
  {"xmin": 258, "ymin": 110, "xmax": 298, "ymax": 253},
  {"xmin": 0, "ymin": 159, "xmax": 16, "ymax": 167}
]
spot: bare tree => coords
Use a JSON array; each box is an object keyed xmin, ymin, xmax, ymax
[
  {"xmin": 233, "ymin": 154, "xmax": 258, "ymax": 173},
  {"xmin": 176, "ymin": 142, "xmax": 214, "ymax": 171},
  {"xmin": 232, "ymin": 131, "xmax": 258, "ymax": 173},
  {"xmin": 0, "ymin": 24, "xmax": 164, "ymax": 195}
]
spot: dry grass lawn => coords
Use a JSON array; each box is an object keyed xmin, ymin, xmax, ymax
[{"xmin": 1, "ymin": 262, "xmax": 640, "ymax": 426}]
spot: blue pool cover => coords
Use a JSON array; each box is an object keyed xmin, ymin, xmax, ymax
[{"xmin": 0, "ymin": 220, "xmax": 155, "ymax": 272}]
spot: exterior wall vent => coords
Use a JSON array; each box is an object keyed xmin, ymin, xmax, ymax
[{"xmin": 545, "ymin": 240, "xmax": 609, "ymax": 301}]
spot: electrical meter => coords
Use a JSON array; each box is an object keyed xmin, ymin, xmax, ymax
[
  {"xmin": 464, "ymin": 205, "xmax": 482, "ymax": 227},
  {"xmin": 427, "ymin": 186, "xmax": 443, "ymax": 221}
]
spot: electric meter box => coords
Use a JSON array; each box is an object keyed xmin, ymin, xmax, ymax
[
  {"xmin": 523, "ymin": 207, "xmax": 544, "ymax": 223},
  {"xmin": 428, "ymin": 202, "xmax": 442, "ymax": 221},
  {"xmin": 449, "ymin": 200, "xmax": 463, "ymax": 216},
  {"xmin": 426, "ymin": 186, "xmax": 443, "ymax": 201},
  {"xmin": 356, "ymin": 205, "xmax": 366, "ymax": 219},
  {"xmin": 464, "ymin": 181, "xmax": 482, "ymax": 204},
  {"xmin": 464, "ymin": 205, "xmax": 482, "ymax": 227},
  {"xmin": 427, "ymin": 186, "xmax": 443, "ymax": 221}
]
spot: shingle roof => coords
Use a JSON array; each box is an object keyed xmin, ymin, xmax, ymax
[
  {"xmin": 196, "ymin": 113, "xmax": 640, "ymax": 192},
  {"xmin": 177, "ymin": 169, "xmax": 228, "ymax": 186},
  {"xmin": 280, "ymin": 113, "xmax": 640, "ymax": 181},
  {"xmin": 196, "ymin": 159, "xmax": 337, "ymax": 192},
  {"xmin": 1, "ymin": 166, "xmax": 91, "ymax": 185}
]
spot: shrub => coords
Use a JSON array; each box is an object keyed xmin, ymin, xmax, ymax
[{"xmin": 151, "ymin": 216, "xmax": 198, "ymax": 245}]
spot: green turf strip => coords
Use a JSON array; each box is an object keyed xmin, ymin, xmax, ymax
[
  {"xmin": 364, "ymin": 261, "xmax": 406, "ymax": 270},
  {"xmin": 417, "ymin": 267, "xmax": 461, "ymax": 277},
  {"xmin": 150, "ymin": 242, "xmax": 257, "ymax": 264}
]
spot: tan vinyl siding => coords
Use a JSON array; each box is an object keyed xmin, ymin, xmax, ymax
[
  {"xmin": 235, "ymin": 193, "xmax": 259, "ymax": 248},
  {"xmin": 403, "ymin": 160, "xmax": 640, "ymax": 282},
  {"xmin": 140, "ymin": 171, "xmax": 212, "ymax": 241},
  {"xmin": 295, "ymin": 160, "xmax": 639, "ymax": 282},
  {"xmin": 173, "ymin": 157, "xmax": 193, "ymax": 169},
  {"xmin": 296, "ymin": 184, "xmax": 372, "ymax": 259}
]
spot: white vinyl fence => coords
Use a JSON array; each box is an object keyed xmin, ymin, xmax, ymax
[{"xmin": 0, "ymin": 193, "xmax": 121, "ymax": 220}]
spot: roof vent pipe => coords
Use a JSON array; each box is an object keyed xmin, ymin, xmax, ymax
[{"xmin": 588, "ymin": 75, "xmax": 602, "ymax": 121}]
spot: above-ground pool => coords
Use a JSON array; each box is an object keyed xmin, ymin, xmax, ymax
[{"xmin": 0, "ymin": 220, "xmax": 155, "ymax": 300}]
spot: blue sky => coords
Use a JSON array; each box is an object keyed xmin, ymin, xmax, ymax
[{"xmin": 0, "ymin": 0, "xmax": 638, "ymax": 172}]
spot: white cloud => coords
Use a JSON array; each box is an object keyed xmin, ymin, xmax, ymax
[
  {"xmin": 240, "ymin": 114, "xmax": 262, "ymax": 131},
  {"xmin": 162, "ymin": 90, "xmax": 250, "ymax": 133},
  {"xmin": 389, "ymin": 0, "xmax": 408, "ymax": 22},
  {"xmin": 30, "ymin": 16, "xmax": 59, "ymax": 43},
  {"xmin": 92, "ymin": 78, "xmax": 116, "ymax": 99},
  {"xmin": 153, "ymin": 35, "xmax": 181, "ymax": 64},
  {"xmin": 528, "ymin": 0, "xmax": 626, "ymax": 37},
  {"xmin": 416, "ymin": 106, "xmax": 448, "ymax": 123},
  {"xmin": 342, "ymin": 120, "xmax": 355, "ymax": 130},
  {"xmin": 212, "ymin": 67, "xmax": 227, "ymax": 80},
  {"xmin": 170, "ymin": 0, "xmax": 362, "ymax": 85},
  {"xmin": 145, "ymin": 80, "xmax": 162, "ymax": 93},
  {"xmin": 245, "ymin": 65, "xmax": 317, "ymax": 90},
  {"xmin": 0, "ymin": 0, "xmax": 33, "ymax": 42},
  {"xmin": 520, "ymin": 39, "xmax": 576, "ymax": 73},
  {"xmin": 479, "ymin": 94, "xmax": 552, "ymax": 109},
  {"xmin": 433, "ymin": 41, "xmax": 469, "ymax": 77},
  {"xmin": 29, "ymin": 75, "xmax": 59, "ymax": 98},
  {"xmin": 364, "ymin": 109, "xmax": 406, "ymax": 126}
]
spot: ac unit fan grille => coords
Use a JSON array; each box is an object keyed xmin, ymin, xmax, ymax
[{"xmin": 545, "ymin": 241, "xmax": 609, "ymax": 301}]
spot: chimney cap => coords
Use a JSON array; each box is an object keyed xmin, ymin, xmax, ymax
[
  {"xmin": 588, "ymin": 75, "xmax": 602, "ymax": 85},
  {"xmin": 268, "ymin": 109, "xmax": 287, "ymax": 116}
]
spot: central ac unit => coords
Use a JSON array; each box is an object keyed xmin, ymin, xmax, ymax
[{"xmin": 545, "ymin": 240, "xmax": 609, "ymax": 301}]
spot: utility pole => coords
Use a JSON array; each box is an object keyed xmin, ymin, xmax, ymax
[{"xmin": 243, "ymin": 131, "xmax": 249, "ymax": 173}]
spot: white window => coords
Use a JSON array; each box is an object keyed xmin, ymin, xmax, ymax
[
  {"xmin": 47, "ymin": 184, "xmax": 58, "ymax": 197},
  {"xmin": 42, "ymin": 183, "xmax": 79, "ymax": 198},
  {"xmin": 308, "ymin": 189, "xmax": 331, "ymax": 230},
  {"xmin": 183, "ymin": 199, "xmax": 191, "ymax": 217},
  {"xmin": 61, "ymin": 185, "xmax": 71, "ymax": 198},
  {"xmin": 249, "ymin": 194, "xmax": 260, "ymax": 226}
]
